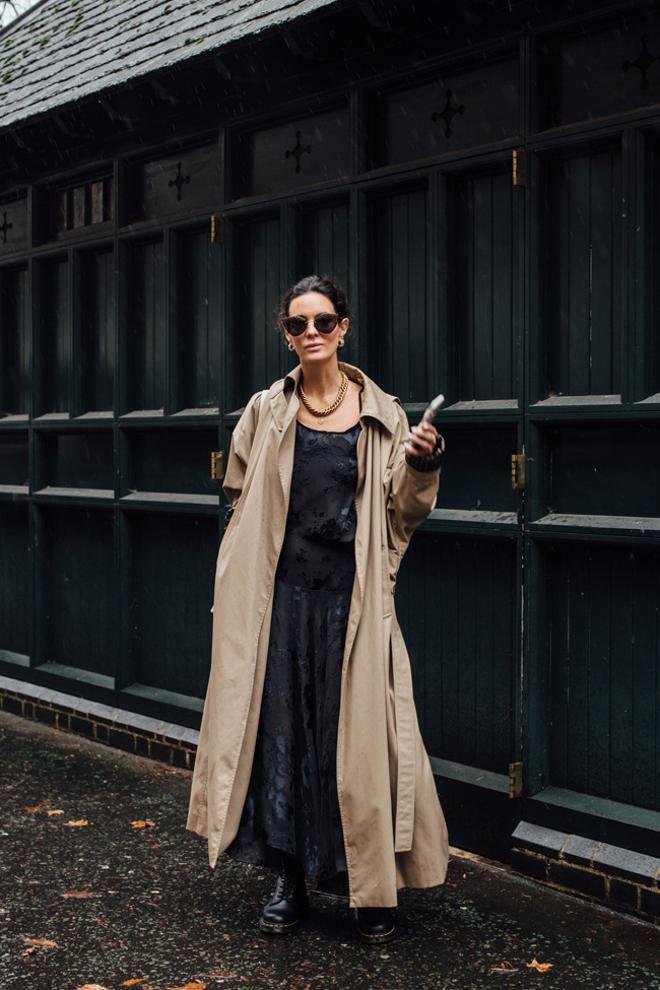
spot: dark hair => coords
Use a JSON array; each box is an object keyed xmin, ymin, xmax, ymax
[{"xmin": 276, "ymin": 274, "xmax": 352, "ymax": 338}]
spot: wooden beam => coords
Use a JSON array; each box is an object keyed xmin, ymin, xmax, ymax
[{"xmin": 97, "ymin": 97, "xmax": 135, "ymax": 131}]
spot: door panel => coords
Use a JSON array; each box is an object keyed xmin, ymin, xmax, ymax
[
  {"xmin": 36, "ymin": 256, "xmax": 70, "ymax": 416},
  {"xmin": 231, "ymin": 213, "xmax": 282, "ymax": 403},
  {"xmin": 77, "ymin": 247, "xmax": 114, "ymax": 415},
  {"xmin": 0, "ymin": 504, "xmax": 30, "ymax": 663},
  {"xmin": 367, "ymin": 183, "xmax": 432, "ymax": 401},
  {"xmin": 127, "ymin": 511, "xmax": 216, "ymax": 703},
  {"xmin": 398, "ymin": 533, "xmax": 517, "ymax": 774},
  {"xmin": 545, "ymin": 146, "xmax": 622, "ymax": 400},
  {"xmin": 545, "ymin": 541, "xmax": 660, "ymax": 812},
  {"xmin": 124, "ymin": 238, "xmax": 166, "ymax": 414},
  {"xmin": 296, "ymin": 198, "xmax": 350, "ymax": 292},
  {"xmin": 174, "ymin": 226, "xmax": 220, "ymax": 411},
  {"xmin": 0, "ymin": 266, "xmax": 29, "ymax": 416},
  {"xmin": 39, "ymin": 505, "xmax": 115, "ymax": 681},
  {"xmin": 450, "ymin": 169, "xmax": 518, "ymax": 402}
]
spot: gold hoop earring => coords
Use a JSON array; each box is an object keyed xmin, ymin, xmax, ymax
[
  {"xmin": 286, "ymin": 338, "xmax": 295, "ymax": 351},
  {"xmin": 338, "ymin": 337, "xmax": 345, "ymax": 348}
]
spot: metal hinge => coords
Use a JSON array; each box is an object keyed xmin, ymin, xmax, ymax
[
  {"xmin": 210, "ymin": 450, "xmax": 224, "ymax": 480},
  {"xmin": 511, "ymin": 453, "xmax": 526, "ymax": 491},
  {"xmin": 508, "ymin": 761, "xmax": 523, "ymax": 799},
  {"xmin": 210, "ymin": 213, "xmax": 222, "ymax": 243},
  {"xmin": 512, "ymin": 148, "xmax": 526, "ymax": 187}
]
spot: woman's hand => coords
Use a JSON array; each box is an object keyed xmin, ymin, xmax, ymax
[{"xmin": 404, "ymin": 421, "xmax": 439, "ymax": 458}]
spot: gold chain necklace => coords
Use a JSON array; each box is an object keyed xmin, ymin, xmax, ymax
[{"xmin": 298, "ymin": 371, "xmax": 348, "ymax": 417}]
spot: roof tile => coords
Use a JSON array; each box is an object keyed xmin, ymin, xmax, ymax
[{"xmin": 0, "ymin": 0, "xmax": 339, "ymax": 130}]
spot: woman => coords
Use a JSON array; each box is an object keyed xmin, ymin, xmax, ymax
[{"xmin": 186, "ymin": 275, "xmax": 449, "ymax": 944}]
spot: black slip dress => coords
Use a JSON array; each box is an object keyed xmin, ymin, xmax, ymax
[{"xmin": 224, "ymin": 416, "xmax": 361, "ymax": 893}]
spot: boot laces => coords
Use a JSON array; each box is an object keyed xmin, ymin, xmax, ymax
[{"xmin": 274, "ymin": 856, "xmax": 302, "ymax": 898}]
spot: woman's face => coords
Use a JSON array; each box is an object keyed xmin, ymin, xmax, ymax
[{"xmin": 284, "ymin": 291, "xmax": 349, "ymax": 364}]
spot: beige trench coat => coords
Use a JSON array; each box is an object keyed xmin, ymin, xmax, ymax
[{"xmin": 186, "ymin": 360, "xmax": 449, "ymax": 908}]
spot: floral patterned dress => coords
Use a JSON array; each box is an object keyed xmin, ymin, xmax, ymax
[{"xmin": 224, "ymin": 418, "xmax": 361, "ymax": 891}]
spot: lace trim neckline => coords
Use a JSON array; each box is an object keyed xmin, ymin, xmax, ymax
[{"xmin": 296, "ymin": 420, "xmax": 361, "ymax": 434}]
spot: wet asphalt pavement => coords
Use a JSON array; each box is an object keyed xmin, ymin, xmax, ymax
[{"xmin": 0, "ymin": 709, "xmax": 658, "ymax": 990}]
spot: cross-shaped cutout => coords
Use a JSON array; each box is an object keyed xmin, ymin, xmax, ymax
[
  {"xmin": 623, "ymin": 34, "xmax": 659, "ymax": 90},
  {"xmin": 169, "ymin": 161, "xmax": 191, "ymax": 201},
  {"xmin": 431, "ymin": 89, "xmax": 466, "ymax": 139},
  {"xmin": 0, "ymin": 211, "xmax": 13, "ymax": 244},
  {"xmin": 285, "ymin": 130, "xmax": 312, "ymax": 173}
]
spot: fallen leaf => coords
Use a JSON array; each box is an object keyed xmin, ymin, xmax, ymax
[
  {"xmin": 21, "ymin": 935, "xmax": 58, "ymax": 948},
  {"xmin": 76, "ymin": 985, "xmax": 110, "ymax": 990},
  {"xmin": 122, "ymin": 980, "xmax": 150, "ymax": 987},
  {"xmin": 47, "ymin": 809, "xmax": 65, "ymax": 816},
  {"xmin": 526, "ymin": 958, "xmax": 554, "ymax": 972},
  {"xmin": 24, "ymin": 800, "xmax": 50, "ymax": 813},
  {"xmin": 168, "ymin": 983, "xmax": 206, "ymax": 990},
  {"xmin": 62, "ymin": 890, "xmax": 100, "ymax": 899},
  {"xmin": 65, "ymin": 819, "xmax": 90, "ymax": 827},
  {"xmin": 130, "ymin": 820, "xmax": 156, "ymax": 828},
  {"xmin": 488, "ymin": 960, "xmax": 518, "ymax": 974}
]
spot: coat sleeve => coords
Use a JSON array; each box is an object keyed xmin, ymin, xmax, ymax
[
  {"xmin": 384, "ymin": 403, "xmax": 441, "ymax": 557},
  {"xmin": 222, "ymin": 390, "xmax": 264, "ymax": 508}
]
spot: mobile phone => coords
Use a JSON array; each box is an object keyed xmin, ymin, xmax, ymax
[
  {"xmin": 421, "ymin": 392, "xmax": 445, "ymax": 424},
  {"xmin": 409, "ymin": 392, "xmax": 446, "ymax": 455}
]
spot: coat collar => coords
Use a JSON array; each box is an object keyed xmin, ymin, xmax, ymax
[{"xmin": 269, "ymin": 360, "xmax": 400, "ymax": 435}]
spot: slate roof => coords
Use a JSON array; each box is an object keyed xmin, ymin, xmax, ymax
[{"xmin": 0, "ymin": 0, "xmax": 340, "ymax": 131}]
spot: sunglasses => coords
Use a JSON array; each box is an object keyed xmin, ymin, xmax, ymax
[{"xmin": 280, "ymin": 312, "xmax": 341, "ymax": 336}]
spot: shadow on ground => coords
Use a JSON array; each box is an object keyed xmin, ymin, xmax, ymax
[{"xmin": 0, "ymin": 710, "xmax": 657, "ymax": 990}]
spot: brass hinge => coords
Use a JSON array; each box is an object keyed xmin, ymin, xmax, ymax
[
  {"xmin": 210, "ymin": 213, "xmax": 222, "ymax": 243},
  {"xmin": 210, "ymin": 450, "xmax": 224, "ymax": 480},
  {"xmin": 508, "ymin": 761, "xmax": 523, "ymax": 799},
  {"xmin": 511, "ymin": 453, "xmax": 526, "ymax": 491},
  {"xmin": 512, "ymin": 148, "xmax": 527, "ymax": 187}
]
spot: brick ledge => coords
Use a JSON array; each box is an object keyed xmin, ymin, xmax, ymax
[
  {"xmin": 511, "ymin": 820, "xmax": 659, "ymax": 924},
  {"xmin": 0, "ymin": 674, "xmax": 198, "ymax": 770}
]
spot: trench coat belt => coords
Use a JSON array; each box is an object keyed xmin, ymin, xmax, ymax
[{"xmin": 390, "ymin": 619, "xmax": 416, "ymax": 853}]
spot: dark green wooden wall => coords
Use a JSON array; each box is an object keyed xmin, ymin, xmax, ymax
[{"xmin": 1, "ymin": 0, "xmax": 659, "ymax": 856}]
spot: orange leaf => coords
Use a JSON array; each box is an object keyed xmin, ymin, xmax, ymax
[
  {"xmin": 76, "ymin": 985, "xmax": 110, "ymax": 990},
  {"xmin": 65, "ymin": 819, "xmax": 90, "ymax": 827},
  {"xmin": 47, "ymin": 809, "xmax": 65, "ymax": 816},
  {"xmin": 122, "ymin": 980, "xmax": 150, "ymax": 987},
  {"xmin": 21, "ymin": 936, "xmax": 58, "ymax": 948},
  {"xmin": 24, "ymin": 800, "xmax": 50, "ymax": 813},
  {"xmin": 130, "ymin": 820, "xmax": 156, "ymax": 829},
  {"xmin": 526, "ymin": 957, "xmax": 554, "ymax": 972},
  {"xmin": 62, "ymin": 890, "xmax": 99, "ymax": 899},
  {"xmin": 168, "ymin": 983, "xmax": 206, "ymax": 990}
]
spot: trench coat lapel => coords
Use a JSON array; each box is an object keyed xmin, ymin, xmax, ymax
[{"xmin": 270, "ymin": 360, "xmax": 399, "ymax": 435}]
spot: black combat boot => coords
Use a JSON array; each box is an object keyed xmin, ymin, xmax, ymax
[
  {"xmin": 259, "ymin": 851, "xmax": 308, "ymax": 934},
  {"xmin": 353, "ymin": 906, "xmax": 397, "ymax": 943}
]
